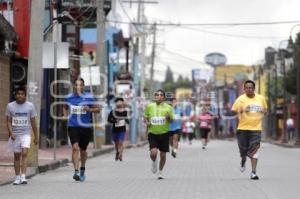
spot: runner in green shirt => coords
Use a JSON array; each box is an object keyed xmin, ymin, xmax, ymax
[{"xmin": 144, "ymin": 89, "xmax": 174, "ymax": 179}]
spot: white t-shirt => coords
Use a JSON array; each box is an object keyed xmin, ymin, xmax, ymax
[
  {"xmin": 286, "ymin": 118, "xmax": 294, "ymax": 127},
  {"xmin": 5, "ymin": 101, "xmax": 37, "ymax": 135},
  {"xmin": 185, "ymin": 121, "xmax": 195, "ymax": 133}
]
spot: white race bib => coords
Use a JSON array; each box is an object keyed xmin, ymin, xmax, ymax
[
  {"xmin": 248, "ymin": 104, "xmax": 262, "ymax": 113},
  {"xmin": 150, "ymin": 117, "xmax": 165, "ymax": 125},
  {"xmin": 115, "ymin": 119, "xmax": 126, "ymax": 127},
  {"xmin": 12, "ymin": 117, "xmax": 29, "ymax": 127},
  {"xmin": 200, "ymin": 121, "xmax": 208, "ymax": 127},
  {"xmin": 70, "ymin": 105, "xmax": 87, "ymax": 114}
]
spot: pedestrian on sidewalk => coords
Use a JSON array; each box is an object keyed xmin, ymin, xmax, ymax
[
  {"xmin": 63, "ymin": 78, "xmax": 100, "ymax": 182},
  {"xmin": 144, "ymin": 89, "xmax": 174, "ymax": 179},
  {"xmin": 107, "ymin": 97, "xmax": 129, "ymax": 161},
  {"xmin": 231, "ymin": 80, "xmax": 267, "ymax": 180},
  {"xmin": 198, "ymin": 106, "xmax": 213, "ymax": 149},
  {"xmin": 168, "ymin": 97, "xmax": 183, "ymax": 158},
  {"xmin": 6, "ymin": 86, "xmax": 38, "ymax": 185},
  {"xmin": 286, "ymin": 117, "xmax": 295, "ymax": 141}
]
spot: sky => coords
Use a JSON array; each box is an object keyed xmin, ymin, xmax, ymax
[{"xmin": 113, "ymin": 0, "xmax": 300, "ymax": 81}]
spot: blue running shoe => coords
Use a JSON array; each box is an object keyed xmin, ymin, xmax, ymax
[{"xmin": 80, "ymin": 169, "xmax": 85, "ymax": 182}]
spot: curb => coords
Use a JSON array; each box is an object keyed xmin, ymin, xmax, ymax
[
  {"xmin": 38, "ymin": 159, "xmax": 69, "ymax": 173},
  {"xmin": 90, "ymin": 147, "xmax": 115, "ymax": 158},
  {"xmin": 262, "ymin": 139, "xmax": 300, "ymax": 148},
  {"xmin": 0, "ymin": 141, "xmax": 148, "ymax": 186},
  {"xmin": 271, "ymin": 142, "xmax": 299, "ymax": 148}
]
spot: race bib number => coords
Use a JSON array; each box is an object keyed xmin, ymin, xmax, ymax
[
  {"xmin": 174, "ymin": 114, "xmax": 181, "ymax": 120},
  {"xmin": 200, "ymin": 121, "xmax": 208, "ymax": 127},
  {"xmin": 150, "ymin": 117, "xmax": 165, "ymax": 125},
  {"xmin": 247, "ymin": 104, "xmax": 262, "ymax": 113},
  {"xmin": 115, "ymin": 120, "xmax": 126, "ymax": 127},
  {"xmin": 70, "ymin": 105, "xmax": 87, "ymax": 114},
  {"xmin": 12, "ymin": 117, "xmax": 29, "ymax": 127}
]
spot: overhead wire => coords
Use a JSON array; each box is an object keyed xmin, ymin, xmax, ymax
[
  {"xmin": 176, "ymin": 26, "xmax": 287, "ymax": 40},
  {"xmin": 117, "ymin": 0, "xmax": 142, "ymax": 33},
  {"xmin": 157, "ymin": 46, "xmax": 206, "ymax": 64},
  {"xmin": 106, "ymin": 19, "xmax": 300, "ymax": 26}
]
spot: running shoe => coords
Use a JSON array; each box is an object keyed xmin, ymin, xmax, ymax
[
  {"xmin": 73, "ymin": 171, "xmax": 80, "ymax": 181},
  {"xmin": 20, "ymin": 175, "xmax": 27, "ymax": 184},
  {"xmin": 171, "ymin": 149, "xmax": 177, "ymax": 158},
  {"xmin": 240, "ymin": 159, "xmax": 246, "ymax": 172},
  {"xmin": 12, "ymin": 176, "xmax": 21, "ymax": 185},
  {"xmin": 250, "ymin": 171, "xmax": 259, "ymax": 180},
  {"xmin": 151, "ymin": 159, "xmax": 158, "ymax": 174},
  {"xmin": 157, "ymin": 170, "xmax": 164, "ymax": 180}
]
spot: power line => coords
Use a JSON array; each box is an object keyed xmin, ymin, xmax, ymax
[
  {"xmin": 106, "ymin": 19, "xmax": 300, "ymax": 26},
  {"xmin": 155, "ymin": 58, "xmax": 194, "ymax": 72},
  {"xmin": 117, "ymin": 0, "xmax": 141, "ymax": 32},
  {"xmin": 178, "ymin": 26, "xmax": 287, "ymax": 40},
  {"xmin": 157, "ymin": 56, "xmax": 205, "ymax": 67},
  {"xmin": 157, "ymin": 47, "xmax": 206, "ymax": 64}
]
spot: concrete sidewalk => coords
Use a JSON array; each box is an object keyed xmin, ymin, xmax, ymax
[{"xmin": 0, "ymin": 140, "xmax": 147, "ymax": 186}]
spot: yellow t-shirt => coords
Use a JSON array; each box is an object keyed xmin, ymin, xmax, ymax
[{"xmin": 231, "ymin": 93, "xmax": 267, "ymax": 131}]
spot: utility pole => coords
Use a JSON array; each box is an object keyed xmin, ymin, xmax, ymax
[
  {"xmin": 130, "ymin": 0, "xmax": 142, "ymax": 144},
  {"xmin": 149, "ymin": 22, "xmax": 157, "ymax": 97},
  {"xmin": 96, "ymin": 0, "xmax": 106, "ymax": 95},
  {"xmin": 122, "ymin": 0, "xmax": 157, "ymax": 144},
  {"xmin": 280, "ymin": 50, "xmax": 288, "ymax": 143},
  {"xmin": 122, "ymin": 0, "xmax": 158, "ymax": 99},
  {"xmin": 52, "ymin": 3, "xmax": 62, "ymax": 160},
  {"xmin": 27, "ymin": 0, "xmax": 45, "ymax": 167},
  {"xmin": 140, "ymin": 2, "xmax": 146, "ymax": 97},
  {"xmin": 95, "ymin": 0, "xmax": 106, "ymax": 148}
]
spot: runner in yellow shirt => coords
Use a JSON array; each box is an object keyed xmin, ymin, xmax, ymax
[{"xmin": 232, "ymin": 80, "xmax": 267, "ymax": 180}]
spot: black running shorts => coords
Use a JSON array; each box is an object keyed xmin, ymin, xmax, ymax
[
  {"xmin": 200, "ymin": 128, "xmax": 210, "ymax": 139},
  {"xmin": 148, "ymin": 133, "xmax": 170, "ymax": 152},
  {"xmin": 68, "ymin": 127, "xmax": 92, "ymax": 150}
]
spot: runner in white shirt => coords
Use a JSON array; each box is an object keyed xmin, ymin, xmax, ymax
[
  {"xmin": 6, "ymin": 87, "xmax": 38, "ymax": 185},
  {"xmin": 184, "ymin": 119, "xmax": 196, "ymax": 145}
]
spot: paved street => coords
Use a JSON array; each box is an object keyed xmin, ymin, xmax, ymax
[{"xmin": 1, "ymin": 140, "xmax": 300, "ymax": 199}]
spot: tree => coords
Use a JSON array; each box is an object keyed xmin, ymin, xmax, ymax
[
  {"xmin": 162, "ymin": 67, "xmax": 193, "ymax": 92},
  {"xmin": 164, "ymin": 66, "xmax": 174, "ymax": 83},
  {"xmin": 177, "ymin": 75, "xmax": 184, "ymax": 84},
  {"xmin": 284, "ymin": 32, "xmax": 300, "ymax": 95},
  {"xmin": 284, "ymin": 65, "xmax": 296, "ymax": 95}
]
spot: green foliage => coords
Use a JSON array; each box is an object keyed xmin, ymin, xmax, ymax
[
  {"xmin": 269, "ymin": 76, "xmax": 284, "ymax": 97},
  {"xmin": 164, "ymin": 66, "xmax": 174, "ymax": 83},
  {"xmin": 177, "ymin": 75, "xmax": 184, "ymax": 83},
  {"xmin": 162, "ymin": 68, "xmax": 192, "ymax": 92},
  {"xmin": 283, "ymin": 31, "xmax": 300, "ymax": 95},
  {"xmin": 284, "ymin": 66, "xmax": 297, "ymax": 95},
  {"xmin": 296, "ymin": 32, "xmax": 300, "ymax": 47}
]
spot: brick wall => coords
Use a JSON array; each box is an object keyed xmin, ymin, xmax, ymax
[{"xmin": 0, "ymin": 55, "xmax": 10, "ymax": 140}]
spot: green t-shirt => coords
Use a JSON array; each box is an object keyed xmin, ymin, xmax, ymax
[{"xmin": 144, "ymin": 102, "xmax": 174, "ymax": 135}]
